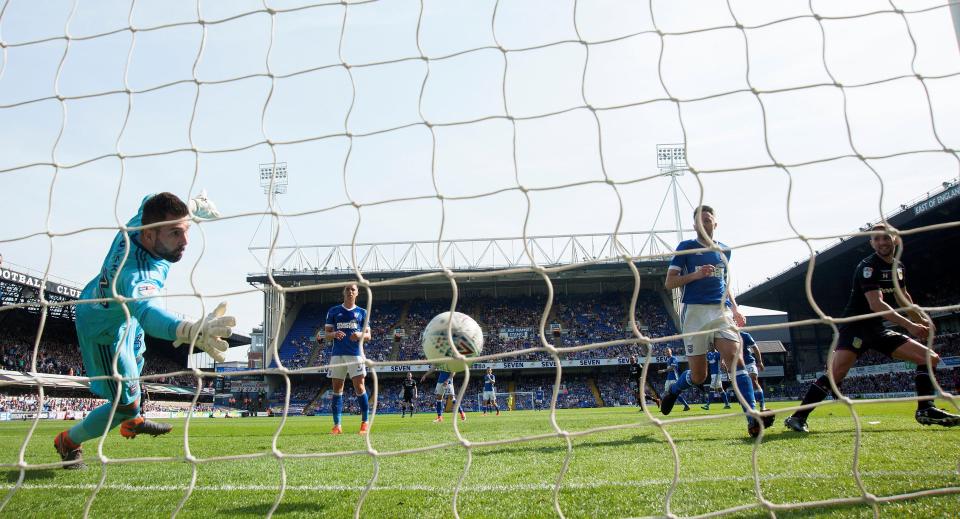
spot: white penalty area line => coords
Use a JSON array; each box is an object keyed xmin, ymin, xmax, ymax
[{"xmin": 1, "ymin": 470, "xmax": 956, "ymax": 493}]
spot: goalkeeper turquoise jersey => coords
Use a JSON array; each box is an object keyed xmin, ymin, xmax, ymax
[
  {"xmin": 76, "ymin": 194, "xmax": 181, "ymax": 348},
  {"xmin": 75, "ymin": 194, "xmax": 182, "ymax": 404}
]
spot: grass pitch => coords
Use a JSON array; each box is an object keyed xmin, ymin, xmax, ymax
[{"xmin": 1, "ymin": 401, "xmax": 958, "ymax": 518}]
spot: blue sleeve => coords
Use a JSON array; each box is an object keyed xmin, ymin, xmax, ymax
[
  {"xmin": 740, "ymin": 332, "xmax": 755, "ymax": 347},
  {"xmin": 325, "ymin": 308, "xmax": 335, "ymax": 328},
  {"xmin": 669, "ymin": 242, "xmax": 689, "ymax": 272}
]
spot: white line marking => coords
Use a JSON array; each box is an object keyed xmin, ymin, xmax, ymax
[{"xmin": 0, "ymin": 470, "xmax": 955, "ymax": 493}]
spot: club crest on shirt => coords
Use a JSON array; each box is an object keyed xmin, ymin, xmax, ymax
[
  {"xmin": 897, "ymin": 268, "xmax": 903, "ymax": 280},
  {"xmin": 862, "ymin": 266, "xmax": 873, "ymax": 278}
]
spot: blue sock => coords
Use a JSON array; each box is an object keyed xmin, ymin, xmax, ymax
[
  {"xmin": 721, "ymin": 387, "xmax": 731, "ymax": 406},
  {"xmin": 756, "ymin": 389, "xmax": 765, "ymax": 409},
  {"xmin": 332, "ymin": 393, "xmax": 343, "ymax": 425},
  {"xmin": 735, "ymin": 372, "xmax": 756, "ymax": 415},
  {"xmin": 435, "ymin": 400, "xmax": 443, "ymax": 416},
  {"xmin": 68, "ymin": 402, "xmax": 139, "ymax": 444},
  {"xmin": 670, "ymin": 371, "xmax": 693, "ymax": 394},
  {"xmin": 678, "ymin": 394, "xmax": 689, "ymax": 407},
  {"xmin": 357, "ymin": 392, "xmax": 369, "ymax": 422}
]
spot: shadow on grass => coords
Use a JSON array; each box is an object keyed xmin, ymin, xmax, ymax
[
  {"xmin": 225, "ymin": 501, "xmax": 329, "ymax": 516},
  {"xmin": 4, "ymin": 469, "xmax": 57, "ymax": 483},
  {"xmin": 742, "ymin": 426, "xmax": 914, "ymax": 445},
  {"xmin": 777, "ymin": 501, "xmax": 887, "ymax": 518},
  {"xmin": 661, "ymin": 425, "xmax": 913, "ymax": 445},
  {"xmin": 473, "ymin": 434, "xmax": 658, "ymax": 457}
]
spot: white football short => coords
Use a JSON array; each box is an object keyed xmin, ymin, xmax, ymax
[
  {"xmin": 745, "ymin": 363, "xmax": 759, "ymax": 376},
  {"xmin": 681, "ymin": 304, "xmax": 739, "ymax": 357},
  {"xmin": 327, "ymin": 355, "xmax": 366, "ymax": 380},
  {"xmin": 709, "ymin": 373, "xmax": 723, "ymax": 389},
  {"xmin": 435, "ymin": 381, "xmax": 454, "ymax": 397},
  {"xmin": 482, "ymin": 390, "xmax": 496, "ymax": 401}
]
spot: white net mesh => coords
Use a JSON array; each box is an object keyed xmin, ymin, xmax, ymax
[{"xmin": 1, "ymin": 0, "xmax": 959, "ymax": 517}]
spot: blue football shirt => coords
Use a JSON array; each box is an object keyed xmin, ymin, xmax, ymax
[
  {"xmin": 324, "ymin": 304, "xmax": 367, "ymax": 356},
  {"xmin": 666, "ymin": 355, "xmax": 680, "ymax": 381},
  {"xmin": 484, "ymin": 374, "xmax": 495, "ymax": 392},
  {"xmin": 668, "ymin": 239, "xmax": 732, "ymax": 305},
  {"xmin": 707, "ymin": 350, "xmax": 720, "ymax": 375},
  {"xmin": 740, "ymin": 332, "xmax": 756, "ymax": 365}
]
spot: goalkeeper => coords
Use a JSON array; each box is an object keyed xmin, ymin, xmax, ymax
[{"xmin": 54, "ymin": 192, "xmax": 235, "ymax": 469}]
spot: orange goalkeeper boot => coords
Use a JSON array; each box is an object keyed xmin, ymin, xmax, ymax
[
  {"xmin": 119, "ymin": 417, "xmax": 173, "ymax": 439},
  {"xmin": 54, "ymin": 431, "xmax": 85, "ymax": 470}
]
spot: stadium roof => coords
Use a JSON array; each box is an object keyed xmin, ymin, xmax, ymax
[
  {"xmin": 0, "ymin": 370, "xmax": 210, "ymax": 396},
  {"xmin": 739, "ymin": 179, "xmax": 960, "ymax": 316},
  {"xmin": 755, "ymin": 340, "xmax": 787, "ymax": 354},
  {"xmin": 247, "ymin": 258, "xmax": 672, "ymax": 288},
  {"xmin": 248, "ymin": 231, "xmax": 686, "ymax": 272},
  {"xmin": 246, "ymin": 230, "xmax": 685, "ymax": 287}
]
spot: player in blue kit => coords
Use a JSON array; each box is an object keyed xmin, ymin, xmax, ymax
[
  {"xmin": 660, "ymin": 206, "xmax": 773, "ymax": 437},
  {"xmin": 701, "ymin": 346, "xmax": 730, "ymax": 410},
  {"xmin": 482, "ymin": 367, "xmax": 499, "ymax": 416},
  {"xmin": 324, "ymin": 283, "xmax": 372, "ymax": 435},
  {"xmin": 420, "ymin": 365, "xmax": 466, "ymax": 422},
  {"xmin": 658, "ymin": 348, "xmax": 690, "ymax": 411},
  {"xmin": 54, "ymin": 192, "xmax": 234, "ymax": 469},
  {"xmin": 534, "ymin": 387, "xmax": 545, "ymax": 410},
  {"xmin": 740, "ymin": 332, "xmax": 766, "ymax": 411}
]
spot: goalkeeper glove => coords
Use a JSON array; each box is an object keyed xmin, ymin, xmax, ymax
[
  {"xmin": 188, "ymin": 189, "xmax": 221, "ymax": 219},
  {"xmin": 174, "ymin": 302, "xmax": 236, "ymax": 362}
]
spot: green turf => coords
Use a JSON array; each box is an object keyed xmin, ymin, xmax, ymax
[{"xmin": 1, "ymin": 401, "xmax": 958, "ymax": 518}]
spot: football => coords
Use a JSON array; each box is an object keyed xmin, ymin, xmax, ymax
[{"xmin": 421, "ymin": 311, "xmax": 484, "ymax": 372}]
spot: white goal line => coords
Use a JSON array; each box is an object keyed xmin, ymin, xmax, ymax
[{"xmin": 1, "ymin": 470, "xmax": 953, "ymax": 494}]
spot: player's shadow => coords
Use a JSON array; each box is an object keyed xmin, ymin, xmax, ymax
[
  {"xmin": 4, "ymin": 469, "xmax": 56, "ymax": 483},
  {"xmin": 226, "ymin": 501, "xmax": 328, "ymax": 516},
  {"xmin": 744, "ymin": 426, "xmax": 911, "ymax": 445},
  {"xmin": 473, "ymin": 434, "xmax": 657, "ymax": 457}
]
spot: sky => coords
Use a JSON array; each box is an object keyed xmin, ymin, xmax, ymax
[{"xmin": 1, "ymin": 0, "xmax": 959, "ymax": 347}]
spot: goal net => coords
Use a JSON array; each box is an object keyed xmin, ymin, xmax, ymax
[{"xmin": 1, "ymin": 0, "xmax": 959, "ymax": 517}]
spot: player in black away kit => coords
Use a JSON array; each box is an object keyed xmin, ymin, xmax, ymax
[
  {"xmin": 785, "ymin": 224, "xmax": 960, "ymax": 432},
  {"xmin": 401, "ymin": 371, "xmax": 417, "ymax": 417},
  {"xmin": 628, "ymin": 354, "xmax": 661, "ymax": 410}
]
